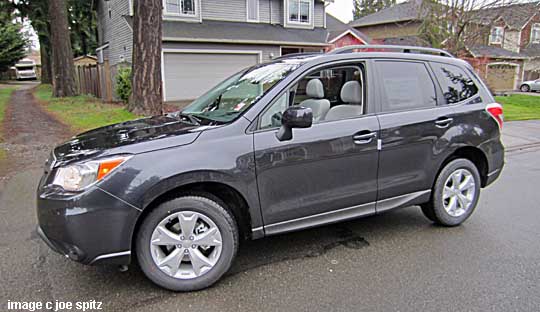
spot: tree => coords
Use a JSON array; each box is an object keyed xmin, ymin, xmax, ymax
[
  {"xmin": 15, "ymin": 0, "xmax": 97, "ymax": 84},
  {"xmin": 129, "ymin": 0, "xmax": 163, "ymax": 115},
  {"xmin": 16, "ymin": 0, "xmax": 52, "ymax": 83},
  {"xmin": 418, "ymin": 0, "xmax": 521, "ymax": 54},
  {"xmin": 48, "ymin": 0, "xmax": 77, "ymax": 97},
  {"xmin": 0, "ymin": 7, "xmax": 28, "ymax": 73},
  {"xmin": 68, "ymin": 1, "xmax": 97, "ymax": 57},
  {"xmin": 352, "ymin": 0, "xmax": 396, "ymax": 20}
]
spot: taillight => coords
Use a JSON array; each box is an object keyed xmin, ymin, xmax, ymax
[{"xmin": 486, "ymin": 103, "xmax": 503, "ymax": 129}]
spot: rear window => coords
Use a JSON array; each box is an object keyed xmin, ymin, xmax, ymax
[
  {"xmin": 430, "ymin": 62, "xmax": 479, "ymax": 104},
  {"xmin": 377, "ymin": 61, "xmax": 437, "ymax": 112}
]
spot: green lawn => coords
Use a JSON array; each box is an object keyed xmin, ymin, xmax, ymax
[
  {"xmin": 0, "ymin": 87, "xmax": 16, "ymax": 142},
  {"xmin": 495, "ymin": 94, "xmax": 540, "ymax": 121},
  {"xmin": 34, "ymin": 84, "xmax": 139, "ymax": 132}
]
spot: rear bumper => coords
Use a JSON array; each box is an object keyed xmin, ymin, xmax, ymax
[{"xmin": 36, "ymin": 186, "xmax": 140, "ymax": 265}]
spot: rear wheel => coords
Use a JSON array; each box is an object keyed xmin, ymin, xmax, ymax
[
  {"xmin": 136, "ymin": 195, "xmax": 238, "ymax": 291},
  {"xmin": 421, "ymin": 159, "xmax": 481, "ymax": 226},
  {"xmin": 520, "ymin": 84, "xmax": 530, "ymax": 92}
]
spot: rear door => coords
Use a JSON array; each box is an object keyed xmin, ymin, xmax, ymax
[{"xmin": 374, "ymin": 60, "xmax": 456, "ymax": 211}]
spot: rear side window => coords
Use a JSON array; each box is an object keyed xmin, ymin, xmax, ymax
[
  {"xmin": 377, "ymin": 61, "xmax": 437, "ymax": 112},
  {"xmin": 431, "ymin": 62, "xmax": 479, "ymax": 104}
]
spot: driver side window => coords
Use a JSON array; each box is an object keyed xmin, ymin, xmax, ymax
[{"xmin": 258, "ymin": 63, "xmax": 366, "ymax": 130}]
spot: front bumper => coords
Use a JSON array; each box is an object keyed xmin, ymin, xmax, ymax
[{"xmin": 36, "ymin": 186, "xmax": 140, "ymax": 265}]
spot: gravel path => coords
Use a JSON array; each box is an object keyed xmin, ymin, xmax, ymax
[{"xmin": 0, "ymin": 86, "xmax": 71, "ymax": 180}]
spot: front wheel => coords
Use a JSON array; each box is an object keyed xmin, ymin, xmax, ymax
[
  {"xmin": 136, "ymin": 195, "xmax": 239, "ymax": 291},
  {"xmin": 520, "ymin": 84, "xmax": 530, "ymax": 92},
  {"xmin": 421, "ymin": 159, "xmax": 481, "ymax": 226}
]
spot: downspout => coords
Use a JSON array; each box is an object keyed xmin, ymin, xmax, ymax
[{"xmin": 270, "ymin": 0, "xmax": 273, "ymax": 24}]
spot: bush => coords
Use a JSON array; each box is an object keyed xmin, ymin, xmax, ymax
[{"xmin": 116, "ymin": 66, "xmax": 132, "ymax": 103}]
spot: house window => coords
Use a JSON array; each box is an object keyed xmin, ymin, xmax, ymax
[
  {"xmin": 247, "ymin": 0, "xmax": 259, "ymax": 21},
  {"xmin": 288, "ymin": 0, "xmax": 311, "ymax": 24},
  {"xmin": 165, "ymin": 0, "xmax": 196, "ymax": 15},
  {"xmin": 489, "ymin": 26, "xmax": 504, "ymax": 44},
  {"xmin": 532, "ymin": 23, "xmax": 540, "ymax": 43}
]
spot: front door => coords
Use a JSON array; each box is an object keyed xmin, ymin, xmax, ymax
[{"xmin": 253, "ymin": 62, "xmax": 379, "ymax": 234}]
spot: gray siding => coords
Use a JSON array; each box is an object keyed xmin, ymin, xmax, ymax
[
  {"xmin": 200, "ymin": 0, "xmax": 324, "ymax": 27},
  {"xmin": 202, "ymin": 0, "xmax": 247, "ymax": 22},
  {"xmin": 96, "ymin": 0, "xmax": 133, "ymax": 65},
  {"xmin": 163, "ymin": 42, "xmax": 281, "ymax": 62},
  {"xmin": 110, "ymin": 0, "xmax": 134, "ymax": 65},
  {"xmin": 96, "ymin": 0, "xmax": 111, "ymax": 46}
]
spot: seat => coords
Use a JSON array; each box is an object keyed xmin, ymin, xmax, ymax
[
  {"xmin": 299, "ymin": 79, "xmax": 331, "ymax": 122},
  {"xmin": 325, "ymin": 81, "xmax": 363, "ymax": 121}
]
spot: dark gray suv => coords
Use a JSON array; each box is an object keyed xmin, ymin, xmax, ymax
[{"xmin": 37, "ymin": 45, "xmax": 504, "ymax": 291}]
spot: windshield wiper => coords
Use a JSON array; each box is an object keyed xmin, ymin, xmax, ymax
[{"xmin": 173, "ymin": 112, "xmax": 201, "ymax": 125}]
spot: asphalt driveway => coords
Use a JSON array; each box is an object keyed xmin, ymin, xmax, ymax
[{"xmin": 1, "ymin": 120, "xmax": 539, "ymax": 312}]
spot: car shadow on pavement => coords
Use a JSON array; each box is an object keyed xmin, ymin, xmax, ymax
[{"xmin": 87, "ymin": 206, "xmax": 431, "ymax": 288}]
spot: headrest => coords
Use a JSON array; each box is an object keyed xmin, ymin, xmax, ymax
[
  {"xmin": 340, "ymin": 81, "xmax": 362, "ymax": 104},
  {"xmin": 306, "ymin": 79, "xmax": 325, "ymax": 99}
]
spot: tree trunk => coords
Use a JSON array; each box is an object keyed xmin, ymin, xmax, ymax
[
  {"xmin": 129, "ymin": 0, "xmax": 163, "ymax": 115},
  {"xmin": 48, "ymin": 0, "xmax": 77, "ymax": 97},
  {"xmin": 39, "ymin": 35, "xmax": 52, "ymax": 84}
]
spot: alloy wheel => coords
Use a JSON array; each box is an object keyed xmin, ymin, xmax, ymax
[
  {"xmin": 442, "ymin": 169, "xmax": 476, "ymax": 217},
  {"xmin": 150, "ymin": 211, "xmax": 223, "ymax": 279}
]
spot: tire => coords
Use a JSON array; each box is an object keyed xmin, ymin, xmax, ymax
[
  {"xmin": 136, "ymin": 195, "xmax": 239, "ymax": 291},
  {"xmin": 421, "ymin": 159, "xmax": 481, "ymax": 226},
  {"xmin": 520, "ymin": 84, "xmax": 530, "ymax": 92}
]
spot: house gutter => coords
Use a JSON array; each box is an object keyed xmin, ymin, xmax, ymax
[{"xmin": 162, "ymin": 37, "xmax": 330, "ymax": 47}]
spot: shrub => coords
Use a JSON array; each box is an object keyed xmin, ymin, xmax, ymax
[{"xmin": 116, "ymin": 66, "xmax": 132, "ymax": 103}]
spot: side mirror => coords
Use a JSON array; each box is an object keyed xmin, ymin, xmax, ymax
[{"xmin": 276, "ymin": 106, "xmax": 313, "ymax": 141}]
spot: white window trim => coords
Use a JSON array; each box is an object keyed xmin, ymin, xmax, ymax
[
  {"xmin": 531, "ymin": 23, "xmax": 540, "ymax": 43},
  {"xmin": 489, "ymin": 26, "xmax": 504, "ymax": 44},
  {"xmin": 246, "ymin": 0, "xmax": 260, "ymax": 22},
  {"xmin": 163, "ymin": 0, "xmax": 197, "ymax": 17},
  {"xmin": 286, "ymin": 0, "xmax": 313, "ymax": 25}
]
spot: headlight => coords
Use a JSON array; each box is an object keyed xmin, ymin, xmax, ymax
[{"xmin": 52, "ymin": 155, "xmax": 131, "ymax": 192}]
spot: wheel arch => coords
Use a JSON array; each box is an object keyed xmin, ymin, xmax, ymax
[
  {"xmin": 130, "ymin": 173, "xmax": 256, "ymax": 258},
  {"xmin": 437, "ymin": 146, "xmax": 489, "ymax": 187}
]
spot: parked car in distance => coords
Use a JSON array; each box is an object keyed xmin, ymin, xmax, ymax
[
  {"xmin": 37, "ymin": 45, "xmax": 505, "ymax": 291},
  {"xmin": 14, "ymin": 59, "xmax": 37, "ymax": 80},
  {"xmin": 520, "ymin": 79, "xmax": 540, "ymax": 92}
]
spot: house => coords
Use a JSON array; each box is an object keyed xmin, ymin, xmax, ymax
[
  {"xmin": 349, "ymin": 0, "xmax": 540, "ymax": 92},
  {"xmin": 325, "ymin": 14, "xmax": 370, "ymax": 51},
  {"xmin": 94, "ymin": 0, "xmax": 335, "ymax": 102},
  {"xmin": 348, "ymin": 0, "xmax": 429, "ymax": 47},
  {"xmin": 460, "ymin": 2, "xmax": 540, "ymax": 91}
]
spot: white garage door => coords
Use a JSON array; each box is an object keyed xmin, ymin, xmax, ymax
[{"xmin": 163, "ymin": 51, "xmax": 260, "ymax": 101}]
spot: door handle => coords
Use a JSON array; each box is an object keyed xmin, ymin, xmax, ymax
[
  {"xmin": 435, "ymin": 117, "xmax": 453, "ymax": 128},
  {"xmin": 353, "ymin": 132, "xmax": 377, "ymax": 144}
]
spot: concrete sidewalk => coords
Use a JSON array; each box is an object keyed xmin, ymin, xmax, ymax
[{"xmin": 502, "ymin": 120, "xmax": 540, "ymax": 150}]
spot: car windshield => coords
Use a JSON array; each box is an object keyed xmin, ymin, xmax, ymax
[{"xmin": 181, "ymin": 61, "xmax": 301, "ymax": 123}]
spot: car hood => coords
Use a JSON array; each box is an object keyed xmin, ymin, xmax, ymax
[{"xmin": 53, "ymin": 115, "xmax": 207, "ymax": 164}]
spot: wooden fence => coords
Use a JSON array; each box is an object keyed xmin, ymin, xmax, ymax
[{"xmin": 75, "ymin": 62, "xmax": 113, "ymax": 102}]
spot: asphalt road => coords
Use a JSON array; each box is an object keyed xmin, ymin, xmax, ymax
[{"xmin": 1, "ymin": 130, "xmax": 540, "ymax": 311}]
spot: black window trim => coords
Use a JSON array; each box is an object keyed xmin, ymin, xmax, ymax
[
  {"xmin": 428, "ymin": 60, "xmax": 482, "ymax": 107},
  {"xmin": 251, "ymin": 59, "xmax": 372, "ymax": 133}
]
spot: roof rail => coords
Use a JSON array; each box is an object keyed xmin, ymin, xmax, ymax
[
  {"xmin": 273, "ymin": 52, "xmax": 324, "ymax": 60},
  {"xmin": 328, "ymin": 45, "xmax": 455, "ymax": 58}
]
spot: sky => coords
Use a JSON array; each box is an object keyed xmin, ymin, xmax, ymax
[{"xmin": 326, "ymin": 0, "xmax": 355, "ymax": 23}]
